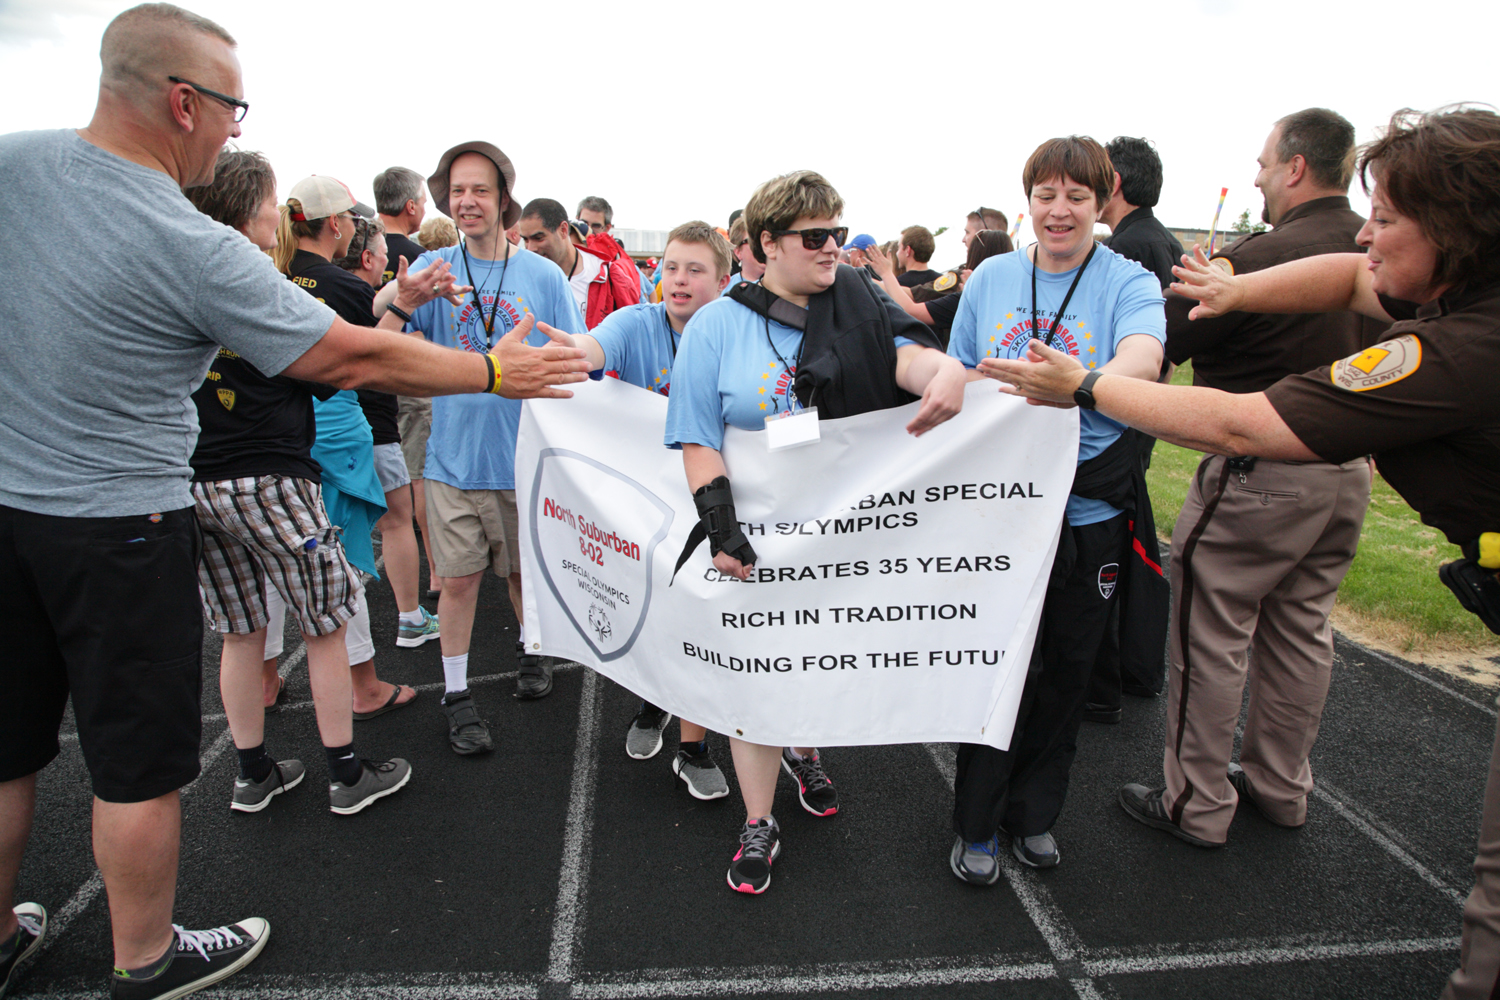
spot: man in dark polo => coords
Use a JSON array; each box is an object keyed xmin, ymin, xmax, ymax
[
  {"xmin": 1102, "ymin": 136, "xmax": 1186, "ymax": 289},
  {"xmin": 1124, "ymin": 108, "xmax": 1384, "ymax": 848}
]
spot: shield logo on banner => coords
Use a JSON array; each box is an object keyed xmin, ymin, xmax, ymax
[
  {"xmin": 217, "ymin": 388, "xmax": 236, "ymax": 411},
  {"xmin": 528, "ymin": 448, "xmax": 675, "ymax": 661},
  {"xmin": 1098, "ymin": 562, "xmax": 1119, "ymax": 599}
]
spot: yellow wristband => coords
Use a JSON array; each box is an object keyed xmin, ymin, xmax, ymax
[{"xmin": 484, "ymin": 352, "xmax": 503, "ymax": 394}]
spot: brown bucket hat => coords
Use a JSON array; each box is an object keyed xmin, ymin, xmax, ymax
[{"xmin": 427, "ymin": 140, "xmax": 520, "ymax": 227}]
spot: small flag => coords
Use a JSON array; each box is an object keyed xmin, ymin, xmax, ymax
[{"xmin": 1207, "ymin": 187, "xmax": 1228, "ymax": 255}]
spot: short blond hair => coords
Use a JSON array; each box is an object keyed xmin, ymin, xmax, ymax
[
  {"xmin": 417, "ymin": 215, "xmax": 460, "ymax": 250},
  {"xmin": 665, "ymin": 221, "xmax": 733, "ymax": 279},
  {"xmin": 728, "ymin": 215, "xmax": 748, "ymax": 246},
  {"xmin": 743, "ymin": 170, "xmax": 844, "ymax": 264}
]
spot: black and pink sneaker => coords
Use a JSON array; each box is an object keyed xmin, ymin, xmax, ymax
[
  {"xmin": 727, "ymin": 817, "xmax": 782, "ymax": 894},
  {"xmin": 781, "ymin": 748, "xmax": 839, "ymax": 816}
]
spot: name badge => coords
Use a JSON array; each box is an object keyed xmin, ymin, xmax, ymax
[{"xmin": 764, "ymin": 406, "xmax": 820, "ymax": 451}]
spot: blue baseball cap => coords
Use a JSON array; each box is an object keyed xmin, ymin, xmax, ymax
[{"xmin": 847, "ymin": 233, "xmax": 877, "ymax": 251}]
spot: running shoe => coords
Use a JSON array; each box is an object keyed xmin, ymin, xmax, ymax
[
  {"xmin": 328, "ymin": 758, "xmax": 412, "ymax": 815},
  {"xmin": 442, "ymin": 690, "xmax": 493, "ymax": 755},
  {"xmin": 0, "ymin": 903, "xmax": 46, "ymax": 999},
  {"xmin": 726, "ymin": 817, "xmax": 781, "ymax": 894},
  {"xmin": 949, "ymin": 834, "xmax": 1003, "ymax": 885},
  {"xmin": 395, "ymin": 607, "xmax": 440, "ymax": 648},
  {"xmin": 780, "ymin": 748, "xmax": 839, "ymax": 817},
  {"xmin": 672, "ymin": 747, "xmax": 729, "ymax": 800},
  {"xmin": 1012, "ymin": 831, "xmax": 1060, "ymax": 868},
  {"xmin": 625, "ymin": 703, "xmax": 672, "ymax": 760},
  {"xmin": 230, "ymin": 759, "xmax": 304, "ymax": 813},
  {"xmin": 109, "ymin": 919, "xmax": 268, "ymax": 1000}
]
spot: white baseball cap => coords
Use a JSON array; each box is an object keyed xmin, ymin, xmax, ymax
[{"xmin": 287, "ymin": 175, "xmax": 357, "ymax": 221}]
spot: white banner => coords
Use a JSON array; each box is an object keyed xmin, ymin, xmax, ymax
[{"xmin": 518, "ymin": 378, "xmax": 1077, "ymax": 750}]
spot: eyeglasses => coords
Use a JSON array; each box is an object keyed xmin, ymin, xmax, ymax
[
  {"xmin": 167, "ymin": 76, "xmax": 249, "ymax": 122},
  {"xmin": 770, "ymin": 226, "xmax": 848, "ymax": 251},
  {"xmin": 587, "ymin": 221, "xmax": 606, "ymax": 233}
]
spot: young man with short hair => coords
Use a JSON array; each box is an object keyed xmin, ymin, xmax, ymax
[
  {"xmin": 896, "ymin": 225, "xmax": 941, "ymax": 287},
  {"xmin": 520, "ymin": 198, "xmax": 610, "ymax": 315},
  {"xmin": 375, "ymin": 142, "xmax": 587, "ymax": 750},
  {"xmin": 552, "ymin": 222, "xmax": 735, "ymax": 798},
  {"xmin": 720, "ymin": 215, "xmax": 764, "ymax": 295}
]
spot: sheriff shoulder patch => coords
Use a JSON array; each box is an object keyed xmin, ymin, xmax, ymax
[
  {"xmin": 1209, "ymin": 257, "xmax": 1233, "ymax": 275},
  {"xmin": 933, "ymin": 271, "xmax": 958, "ymax": 291},
  {"xmin": 1329, "ymin": 334, "xmax": 1422, "ymax": 392}
]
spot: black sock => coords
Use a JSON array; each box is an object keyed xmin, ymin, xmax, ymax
[
  {"xmin": 324, "ymin": 743, "xmax": 362, "ymax": 786},
  {"xmin": 0, "ymin": 927, "xmax": 17, "ymax": 964},
  {"xmin": 680, "ymin": 739, "xmax": 708, "ymax": 757},
  {"xmin": 236, "ymin": 744, "xmax": 274, "ymax": 782}
]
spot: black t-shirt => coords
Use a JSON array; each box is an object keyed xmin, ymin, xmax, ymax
[
  {"xmin": 286, "ymin": 249, "xmax": 400, "ymax": 445},
  {"xmin": 381, "ymin": 232, "xmax": 427, "ymax": 287},
  {"xmin": 190, "ymin": 348, "xmax": 336, "ymax": 483},
  {"xmin": 899, "ymin": 268, "xmax": 942, "ymax": 288},
  {"xmin": 923, "ymin": 290, "xmax": 962, "ymax": 348}
]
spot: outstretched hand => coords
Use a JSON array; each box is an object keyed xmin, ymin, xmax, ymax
[
  {"xmin": 394, "ymin": 256, "xmax": 472, "ymax": 310},
  {"xmin": 1169, "ymin": 244, "xmax": 1244, "ymax": 320},
  {"xmin": 491, "ymin": 314, "xmax": 591, "ymax": 399},
  {"xmin": 977, "ymin": 338, "xmax": 1087, "ymax": 406}
]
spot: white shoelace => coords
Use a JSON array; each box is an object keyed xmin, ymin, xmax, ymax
[
  {"xmin": 15, "ymin": 913, "xmax": 42, "ymax": 937},
  {"xmin": 172, "ymin": 924, "xmax": 243, "ymax": 962}
]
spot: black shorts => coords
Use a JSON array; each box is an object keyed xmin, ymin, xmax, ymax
[{"xmin": 0, "ymin": 503, "xmax": 204, "ymax": 802}]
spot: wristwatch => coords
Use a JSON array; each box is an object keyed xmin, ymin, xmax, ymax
[{"xmin": 1073, "ymin": 370, "xmax": 1104, "ymax": 410}]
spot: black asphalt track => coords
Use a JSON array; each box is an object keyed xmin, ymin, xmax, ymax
[{"xmin": 10, "ymin": 533, "xmax": 1500, "ymax": 999}]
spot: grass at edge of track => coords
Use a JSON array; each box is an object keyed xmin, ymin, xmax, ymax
[{"xmin": 1145, "ymin": 361, "xmax": 1496, "ymax": 654}]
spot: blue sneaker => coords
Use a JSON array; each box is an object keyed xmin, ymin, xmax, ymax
[
  {"xmin": 396, "ymin": 607, "xmax": 440, "ymax": 648},
  {"xmin": 950, "ymin": 835, "xmax": 1002, "ymax": 885}
]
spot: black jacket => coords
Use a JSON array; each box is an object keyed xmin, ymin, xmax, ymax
[{"xmin": 1106, "ymin": 207, "xmax": 1185, "ymax": 290}]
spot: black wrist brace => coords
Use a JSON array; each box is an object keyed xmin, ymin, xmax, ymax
[{"xmin": 693, "ymin": 476, "xmax": 757, "ymax": 566}]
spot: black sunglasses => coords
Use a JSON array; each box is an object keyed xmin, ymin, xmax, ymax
[
  {"xmin": 770, "ymin": 226, "xmax": 848, "ymax": 251},
  {"xmin": 167, "ymin": 76, "xmax": 249, "ymax": 122}
]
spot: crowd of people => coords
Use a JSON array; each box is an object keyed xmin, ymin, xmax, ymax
[{"xmin": 0, "ymin": 3, "xmax": 1498, "ymax": 999}]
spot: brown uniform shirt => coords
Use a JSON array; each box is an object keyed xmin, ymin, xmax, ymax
[
  {"xmin": 1265, "ymin": 282, "xmax": 1500, "ymax": 546},
  {"xmin": 1165, "ymin": 196, "xmax": 1383, "ymax": 393}
]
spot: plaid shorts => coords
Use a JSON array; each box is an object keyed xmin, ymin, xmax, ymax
[{"xmin": 192, "ymin": 475, "xmax": 361, "ymax": 636}]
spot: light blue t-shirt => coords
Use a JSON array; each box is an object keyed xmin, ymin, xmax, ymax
[
  {"xmin": 405, "ymin": 244, "xmax": 585, "ymax": 490},
  {"xmin": 590, "ymin": 302, "xmax": 679, "ymax": 395},
  {"xmin": 948, "ymin": 244, "xmax": 1164, "ymax": 525},
  {"xmin": 664, "ymin": 295, "xmax": 917, "ymax": 451}
]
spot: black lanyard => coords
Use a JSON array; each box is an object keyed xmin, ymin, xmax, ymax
[
  {"xmin": 461, "ymin": 239, "xmax": 512, "ymax": 349},
  {"xmin": 763, "ymin": 312, "xmax": 802, "ymax": 413},
  {"xmin": 662, "ymin": 307, "xmax": 678, "ymax": 363},
  {"xmin": 1030, "ymin": 241, "xmax": 1096, "ymax": 351}
]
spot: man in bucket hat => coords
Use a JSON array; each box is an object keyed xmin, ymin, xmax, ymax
[{"xmin": 376, "ymin": 141, "xmax": 586, "ymax": 751}]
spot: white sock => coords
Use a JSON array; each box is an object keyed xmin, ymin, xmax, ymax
[
  {"xmin": 785, "ymin": 747, "xmax": 807, "ymax": 762},
  {"xmin": 442, "ymin": 653, "xmax": 470, "ymax": 694},
  {"xmin": 399, "ymin": 609, "xmax": 425, "ymax": 626}
]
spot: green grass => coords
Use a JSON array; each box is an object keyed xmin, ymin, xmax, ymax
[{"xmin": 1144, "ymin": 362, "xmax": 1493, "ymax": 652}]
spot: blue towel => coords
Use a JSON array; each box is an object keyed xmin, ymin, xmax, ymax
[{"xmin": 311, "ymin": 390, "xmax": 387, "ymax": 578}]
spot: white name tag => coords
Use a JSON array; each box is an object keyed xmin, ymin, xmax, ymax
[{"xmin": 764, "ymin": 406, "xmax": 820, "ymax": 451}]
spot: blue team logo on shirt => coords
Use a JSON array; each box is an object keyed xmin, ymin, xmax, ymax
[
  {"xmin": 454, "ymin": 293, "xmax": 526, "ymax": 354},
  {"xmin": 987, "ymin": 311, "xmax": 1098, "ymax": 368}
]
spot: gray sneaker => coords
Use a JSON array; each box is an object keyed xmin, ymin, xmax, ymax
[
  {"xmin": 672, "ymin": 748, "xmax": 729, "ymax": 800},
  {"xmin": 230, "ymin": 760, "xmax": 305, "ymax": 813},
  {"xmin": 328, "ymin": 758, "xmax": 411, "ymax": 815},
  {"xmin": 950, "ymin": 834, "xmax": 1002, "ymax": 885},
  {"xmin": 1012, "ymin": 831, "xmax": 1060, "ymax": 868},
  {"xmin": 625, "ymin": 703, "xmax": 672, "ymax": 759}
]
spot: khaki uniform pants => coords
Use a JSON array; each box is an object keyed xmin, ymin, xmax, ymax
[
  {"xmin": 1446, "ymin": 705, "xmax": 1500, "ymax": 1000},
  {"xmin": 1162, "ymin": 455, "xmax": 1370, "ymax": 842}
]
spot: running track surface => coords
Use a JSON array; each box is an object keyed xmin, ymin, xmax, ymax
[{"xmin": 12, "ymin": 538, "xmax": 1500, "ymax": 999}]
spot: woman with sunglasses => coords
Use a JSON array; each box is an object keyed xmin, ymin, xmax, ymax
[{"xmin": 664, "ymin": 170, "xmax": 968, "ymax": 894}]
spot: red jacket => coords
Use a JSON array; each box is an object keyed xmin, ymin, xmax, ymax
[{"xmin": 581, "ymin": 233, "xmax": 641, "ymax": 329}]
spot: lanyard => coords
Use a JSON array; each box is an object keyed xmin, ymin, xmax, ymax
[
  {"xmin": 763, "ymin": 312, "xmax": 802, "ymax": 412},
  {"xmin": 1030, "ymin": 241, "xmax": 1096, "ymax": 352},
  {"xmin": 662, "ymin": 307, "xmax": 678, "ymax": 363},
  {"xmin": 460, "ymin": 239, "xmax": 512, "ymax": 349}
]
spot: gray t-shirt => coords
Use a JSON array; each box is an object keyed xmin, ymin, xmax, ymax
[{"xmin": 0, "ymin": 130, "xmax": 335, "ymax": 517}]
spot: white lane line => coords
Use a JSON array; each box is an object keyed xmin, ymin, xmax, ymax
[
  {"xmin": 1342, "ymin": 637, "xmax": 1498, "ymax": 718},
  {"xmin": 570, "ymin": 960, "xmax": 1057, "ymax": 998},
  {"xmin": 1311, "ymin": 781, "xmax": 1465, "ymax": 906},
  {"xmin": 39, "ymin": 640, "xmax": 308, "ymax": 953},
  {"xmin": 1084, "ymin": 934, "xmax": 1458, "ymax": 976},
  {"xmin": 922, "ymin": 743, "xmax": 1101, "ymax": 1000},
  {"xmin": 545, "ymin": 667, "xmax": 604, "ymax": 986}
]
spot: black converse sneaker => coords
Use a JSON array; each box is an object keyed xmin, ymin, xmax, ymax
[
  {"xmin": 0, "ymin": 902, "xmax": 46, "ymax": 999},
  {"xmin": 109, "ymin": 919, "xmax": 268, "ymax": 1000}
]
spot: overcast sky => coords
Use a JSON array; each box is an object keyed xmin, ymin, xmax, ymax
[{"xmin": 1, "ymin": 0, "xmax": 1495, "ymax": 269}]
